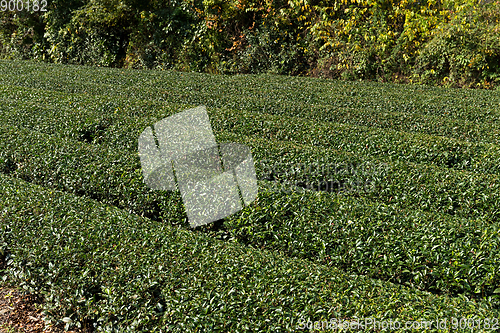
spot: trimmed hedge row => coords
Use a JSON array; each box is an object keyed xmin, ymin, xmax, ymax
[
  {"xmin": 0, "ymin": 123, "xmax": 187, "ymax": 227},
  {"xmin": 0, "ymin": 85, "xmax": 191, "ymax": 151},
  {"xmin": 3, "ymin": 83, "xmax": 500, "ymax": 177},
  {"xmin": 3, "ymin": 123, "xmax": 500, "ymax": 296},
  {"xmin": 2, "ymin": 60, "xmax": 500, "ymax": 145},
  {"xmin": 211, "ymin": 107, "xmax": 500, "ymax": 176},
  {"xmin": 4, "ymin": 121, "xmax": 500, "ymax": 222},
  {"xmin": 246, "ymin": 130, "xmax": 500, "ymax": 222},
  {"xmin": 223, "ymin": 185, "xmax": 500, "ymax": 297},
  {"xmin": 1, "ymin": 173, "xmax": 499, "ymax": 332}
]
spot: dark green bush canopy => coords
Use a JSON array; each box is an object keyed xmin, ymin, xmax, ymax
[{"xmin": 2, "ymin": 0, "xmax": 500, "ymax": 88}]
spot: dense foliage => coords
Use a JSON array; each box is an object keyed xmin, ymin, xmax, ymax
[
  {"xmin": 1, "ymin": 0, "xmax": 500, "ymax": 88},
  {"xmin": 1, "ymin": 60, "xmax": 500, "ymax": 330}
]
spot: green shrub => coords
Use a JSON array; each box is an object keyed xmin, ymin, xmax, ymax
[
  {"xmin": 4, "ymin": 120, "xmax": 500, "ymax": 296},
  {"xmin": 415, "ymin": 0, "xmax": 500, "ymax": 88},
  {"xmin": 4, "ymin": 0, "xmax": 500, "ymax": 88},
  {"xmin": 1, "ymin": 173, "xmax": 499, "ymax": 331},
  {"xmin": 4, "ymin": 59, "xmax": 500, "ymax": 302}
]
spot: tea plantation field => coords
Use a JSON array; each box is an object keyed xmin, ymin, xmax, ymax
[{"xmin": 2, "ymin": 60, "xmax": 500, "ymax": 332}]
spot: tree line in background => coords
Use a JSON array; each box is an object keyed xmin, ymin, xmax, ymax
[{"xmin": 1, "ymin": 0, "xmax": 500, "ymax": 89}]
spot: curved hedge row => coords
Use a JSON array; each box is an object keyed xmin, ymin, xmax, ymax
[
  {"xmin": 3, "ymin": 123, "xmax": 500, "ymax": 297},
  {"xmin": 3, "ymin": 80, "xmax": 500, "ymax": 177},
  {"xmin": 2, "ymin": 60, "xmax": 500, "ymax": 145},
  {"xmin": 1, "ymin": 173, "xmax": 499, "ymax": 332}
]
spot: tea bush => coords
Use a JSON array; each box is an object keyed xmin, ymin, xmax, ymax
[
  {"xmin": 2, "ymin": 60, "xmax": 500, "ymax": 144},
  {"xmin": 3, "ymin": 121, "xmax": 500, "ymax": 297},
  {"xmin": 2, "ymin": 60, "xmax": 500, "ymax": 330},
  {"xmin": 2, "ymin": 174, "xmax": 497, "ymax": 331}
]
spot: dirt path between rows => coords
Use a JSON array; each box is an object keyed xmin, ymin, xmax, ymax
[{"xmin": 0, "ymin": 287, "xmax": 83, "ymax": 333}]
